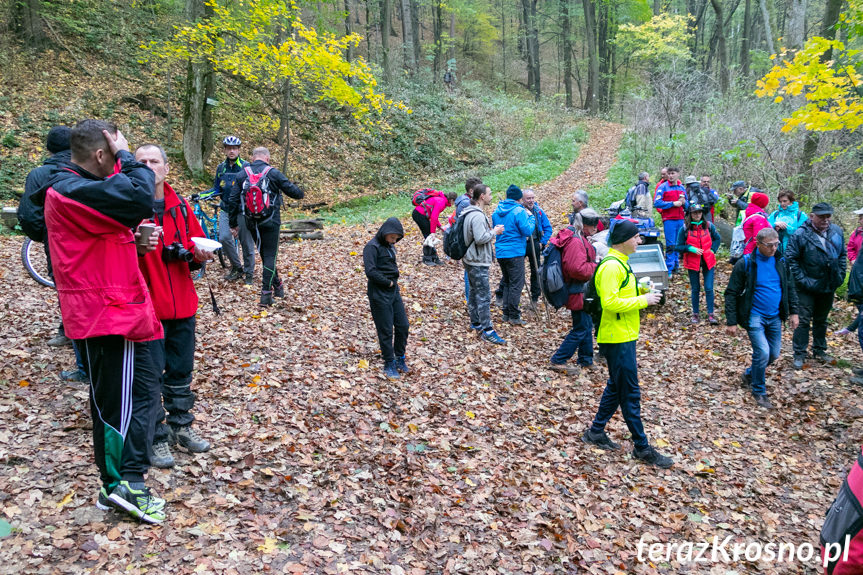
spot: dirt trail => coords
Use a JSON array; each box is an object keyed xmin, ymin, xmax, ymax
[{"xmin": 0, "ymin": 121, "xmax": 860, "ymax": 574}]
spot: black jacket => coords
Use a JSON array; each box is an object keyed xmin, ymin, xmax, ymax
[
  {"xmin": 212, "ymin": 157, "xmax": 248, "ymax": 210},
  {"xmin": 786, "ymin": 220, "xmax": 847, "ymax": 294},
  {"xmin": 227, "ymin": 159, "xmax": 303, "ymax": 227},
  {"xmin": 724, "ymin": 252, "xmax": 798, "ymax": 329},
  {"xmin": 363, "ymin": 218, "xmax": 404, "ymax": 291},
  {"xmin": 849, "ymin": 256, "xmax": 863, "ymax": 304},
  {"xmin": 19, "ymin": 150, "xmax": 72, "ymax": 241}
]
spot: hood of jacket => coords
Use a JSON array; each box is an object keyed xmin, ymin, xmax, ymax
[
  {"xmin": 376, "ymin": 217, "xmax": 404, "ymax": 244},
  {"xmin": 44, "ymin": 150, "xmax": 72, "ymax": 168},
  {"xmin": 550, "ymin": 225, "xmax": 576, "ymax": 249},
  {"xmin": 494, "ymin": 199, "xmax": 524, "ymax": 217},
  {"xmin": 776, "ymin": 201, "xmax": 801, "ymax": 216}
]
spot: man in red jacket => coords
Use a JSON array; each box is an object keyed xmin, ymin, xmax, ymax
[
  {"xmin": 38, "ymin": 120, "xmax": 166, "ymax": 523},
  {"xmin": 135, "ymin": 145, "xmax": 212, "ymax": 469}
]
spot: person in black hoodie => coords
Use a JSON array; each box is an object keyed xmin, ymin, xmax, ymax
[
  {"xmin": 363, "ymin": 217, "xmax": 410, "ymax": 380},
  {"xmin": 19, "ymin": 126, "xmax": 90, "ymax": 381},
  {"xmin": 227, "ymin": 147, "xmax": 304, "ymax": 306}
]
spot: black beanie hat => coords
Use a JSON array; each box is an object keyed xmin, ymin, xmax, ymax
[
  {"xmin": 46, "ymin": 126, "xmax": 71, "ymax": 154},
  {"xmin": 506, "ymin": 184, "xmax": 523, "ymax": 201},
  {"xmin": 609, "ymin": 220, "xmax": 639, "ymax": 245}
]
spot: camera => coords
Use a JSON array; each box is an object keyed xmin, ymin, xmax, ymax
[{"xmin": 162, "ymin": 242, "xmax": 194, "ymax": 263}]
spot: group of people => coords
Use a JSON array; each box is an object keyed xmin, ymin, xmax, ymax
[
  {"xmin": 368, "ymin": 172, "xmax": 863, "ymax": 469},
  {"xmin": 18, "ymin": 121, "xmax": 305, "ymax": 524}
]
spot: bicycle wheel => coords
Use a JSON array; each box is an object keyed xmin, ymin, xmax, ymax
[{"xmin": 21, "ymin": 238, "xmax": 55, "ymax": 288}]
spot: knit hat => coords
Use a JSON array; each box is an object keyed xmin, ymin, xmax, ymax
[
  {"xmin": 506, "ymin": 184, "xmax": 523, "ymax": 201},
  {"xmin": 46, "ymin": 126, "xmax": 71, "ymax": 154},
  {"xmin": 750, "ymin": 192, "xmax": 770, "ymax": 210},
  {"xmin": 609, "ymin": 220, "xmax": 639, "ymax": 245}
]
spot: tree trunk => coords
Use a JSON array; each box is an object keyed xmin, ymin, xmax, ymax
[
  {"xmin": 380, "ymin": 0, "xmax": 392, "ymax": 82},
  {"xmin": 530, "ymin": 0, "xmax": 539, "ymax": 100},
  {"xmin": 400, "ymin": 0, "xmax": 415, "ymax": 71},
  {"xmin": 710, "ymin": 0, "xmax": 729, "ymax": 93},
  {"xmin": 500, "ymin": 0, "xmax": 507, "ymax": 92},
  {"xmin": 449, "ymin": 11, "xmax": 456, "ymax": 62},
  {"xmin": 278, "ymin": 81, "xmax": 291, "ymax": 173},
  {"xmin": 410, "ymin": 0, "xmax": 420, "ymax": 69},
  {"xmin": 758, "ymin": 0, "xmax": 775, "ymax": 54},
  {"xmin": 785, "ymin": 0, "xmax": 806, "ymax": 50},
  {"xmin": 433, "ymin": 0, "xmax": 443, "ymax": 82},
  {"xmin": 561, "ymin": 0, "xmax": 572, "ymax": 108},
  {"xmin": 344, "ymin": 0, "xmax": 354, "ymax": 62},
  {"xmin": 13, "ymin": 0, "xmax": 45, "ymax": 49},
  {"xmin": 581, "ymin": 0, "xmax": 599, "ymax": 114},
  {"xmin": 798, "ymin": 0, "xmax": 843, "ymax": 196},
  {"xmin": 597, "ymin": 0, "xmax": 615, "ymax": 112},
  {"xmin": 653, "ymin": 0, "xmax": 661, "ymax": 15},
  {"xmin": 182, "ymin": 0, "xmax": 215, "ymax": 175},
  {"xmin": 740, "ymin": 0, "xmax": 752, "ymax": 76}
]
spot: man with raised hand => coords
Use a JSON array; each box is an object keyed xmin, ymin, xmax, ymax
[{"xmin": 39, "ymin": 120, "xmax": 166, "ymax": 523}]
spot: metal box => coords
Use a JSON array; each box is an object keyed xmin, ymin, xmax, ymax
[{"xmin": 628, "ymin": 244, "xmax": 668, "ymax": 291}]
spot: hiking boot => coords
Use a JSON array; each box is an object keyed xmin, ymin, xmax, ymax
[
  {"xmin": 582, "ymin": 429, "xmax": 620, "ymax": 451},
  {"xmin": 47, "ymin": 333, "xmax": 72, "ymax": 347},
  {"xmin": 480, "ymin": 330, "xmax": 506, "ymax": 345},
  {"xmin": 851, "ymin": 376, "xmax": 863, "ymax": 386},
  {"xmin": 96, "ymin": 486, "xmax": 114, "ymax": 511},
  {"xmin": 853, "ymin": 367, "xmax": 863, "ymax": 377},
  {"xmin": 383, "ymin": 361, "xmax": 401, "ymax": 380},
  {"xmin": 753, "ymin": 394, "xmax": 775, "ymax": 409},
  {"xmin": 741, "ymin": 370, "xmax": 752, "ymax": 389},
  {"xmin": 507, "ymin": 317, "xmax": 526, "ymax": 326},
  {"xmin": 175, "ymin": 426, "xmax": 210, "ymax": 453},
  {"xmin": 814, "ymin": 351, "xmax": 835, "ymax": 364},
  {"xmin": 224, "ymin": 268, "xmax": 243, "ymax": 281},
  {"xmin": 108, "ymin": 481, "xmax": 166, "ymax": 524},
  {"xmin": 244, "ymin": 273, "xmax": 254, "ymax": 285},
  {"xmin": 259, "ymin": 291, "xmax": 273, "ymax": 307},
  {"xmin": 690, "ymin": 314, "xmax": 699, "ymax": 324},
  {"xmin": 273, "ymin": 282, "xmax": 285, "ymax": 298},
  {"xmin": 633, "ymin": 445, "xmax": 674, "ymax": 468},
  {"xmin": 395, "ymin": 356, "xmax": 410, "ymax": 374},
  {"xmin": 708, "ymin": 314, "xmax": 718, "ymax": 325},
  {"xmin": 793, "ymin": 355, "xmax": 804, "ymax": 370},
  {"xmin": 549, "ymin": 362, "xmax": 579, "ymax": 376},
  {"xmin": 150, "ymin": 441, "xmax": 175, "ymax": 468},
  {"xmin": 61, "ymin": 369, "xmax": 88, "ymax": 383}
]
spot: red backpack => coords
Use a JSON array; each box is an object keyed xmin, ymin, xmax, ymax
[
  {"xmin": 242, "ymin": 166, "xmax": 274, "ymax": 219},
  {"xmin": 821, "ymin": 447, "xmax": 863, "ymax": 574},
  {"xmin": 411, "ymin": 188, "xmax": 443, "ymax": 210}
]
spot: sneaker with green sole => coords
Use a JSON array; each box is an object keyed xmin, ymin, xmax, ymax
[
  {"xmin": 108, "ymin": 481, "xmax": 166, "ymax": 524},
  {"xmin": 96, "ymin": 486, "xmax": 114, "ymax": 511}
]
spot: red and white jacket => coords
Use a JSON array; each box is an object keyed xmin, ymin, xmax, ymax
[
  {"xmin": 42, "ymin": 151, "xmax": 163, "ymax": 342},
  {"xmin": 137, "ymin": 183, "xmax": 204, "ymax": 321}
]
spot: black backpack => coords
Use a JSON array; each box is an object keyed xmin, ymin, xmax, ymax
[
  {"xmin": 443, "ymin": 211, "xmax": 474, "ymax": 260},
  {"xmin": 583, "ymin": 256, "xmax": 633, "ymax": 326},
  {"xmin": 539, "ymin": 229, "xmax": 586, "ymax": 309}
]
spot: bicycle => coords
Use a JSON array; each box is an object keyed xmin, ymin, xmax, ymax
[
  {"xmin": 189, "ymin": 191, "xmax": 228, "ymax": 270},
  {"xmin": 22, "ymin": 237, "xmax": 55, "ymax": 288}
]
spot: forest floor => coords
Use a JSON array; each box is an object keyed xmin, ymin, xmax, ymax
[{"xmin": 0, "ymin": 120, "xmax": 861, "ymax": 574}]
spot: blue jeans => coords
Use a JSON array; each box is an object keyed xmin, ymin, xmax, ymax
[
  {"xmin": 590, "ymin": 341, "xmax": 648, "ymax": 450},
  {"xmin": 745, "ymin": 314, "xmax": 782, "ymax": 396},
  {"xmin": 464, "ymin": 269, "xmax": 470, "ymax": 301},
  {"xmin": 687, "ymin": 266, "xmax": 715, "ymax": 315},
  {"xmin": 551, "ymin": 310, "xmax": 594, "ymax": 366},
  {"xmin": 663, "ymin": 219, "xmax": 685, "ymax": 272},
  {"xmin": 465, "ymin": 264, "xmax": 492, "ymax": 332}
]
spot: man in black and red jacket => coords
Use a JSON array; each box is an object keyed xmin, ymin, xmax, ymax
[
  {"xmin": 34, "ymin": 119, "xmax": 166, "ymax": 523},
  {"xmin": 227, "ymin": 147, "xmax": 303, "ymax": 306},
  {"xmin": 135, "ymin": 144, "xmax": 212, "ymax": 469}
]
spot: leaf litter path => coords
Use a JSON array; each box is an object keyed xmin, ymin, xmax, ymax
[{"xmin": 0, "ymin": 120, "xmax": 861, "ymax": 574}]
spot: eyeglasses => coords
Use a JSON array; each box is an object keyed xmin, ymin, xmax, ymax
[{"xmin": 758, "ymin": 241, "xmax": 780, "ymax": 248}]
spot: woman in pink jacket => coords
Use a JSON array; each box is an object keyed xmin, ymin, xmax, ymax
[
  {"xmin": 742, "ymin": 192, "xmax": 772, "ymax": 256},
  {"xmin": 412, "ymin": 190, "xmax": 456, "ymax": 265}
]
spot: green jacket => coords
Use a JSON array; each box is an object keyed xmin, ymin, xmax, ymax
[{"xmin": 596, "ymin": 248, "xmax": 649, "ymax": 344}]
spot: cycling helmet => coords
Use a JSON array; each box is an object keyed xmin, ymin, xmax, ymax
[
  {"xmin": 689, "ymin": 203, "xmax": 705, "ymax": 213},
  {"xmin": 222, "ymin": 135, "xmax": 241, "ymax": 146}
]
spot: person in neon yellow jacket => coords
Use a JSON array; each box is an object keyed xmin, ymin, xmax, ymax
[{"xmin": 582, "ymin": 221, "xmax": 674, "ymax": 468}]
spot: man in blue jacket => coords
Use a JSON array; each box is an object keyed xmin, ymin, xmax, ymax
[{"xmin": 492, "ymin": 185, "xmax": 536, "ymax": 325}]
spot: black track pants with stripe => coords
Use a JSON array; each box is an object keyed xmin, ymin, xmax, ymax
[{"xmin": 80, "ymin": 336, "xmax": 160, "ymax": 489}]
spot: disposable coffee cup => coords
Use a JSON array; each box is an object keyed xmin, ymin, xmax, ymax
[{"xmin": 137, "ymin": 223, "xmax": 156, "ymax": 246}]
